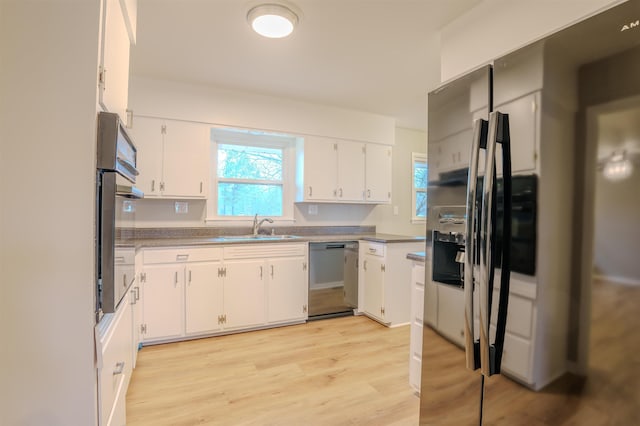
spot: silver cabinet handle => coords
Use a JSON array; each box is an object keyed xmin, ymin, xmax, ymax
[
  {"xmin": 188, "ymin": 270, "xmax": 192, "ymax": 283},
  {"xmin": 308, "ymin": 186, "xmax": 313, "ymax": 197},
  {"xmin": 123, "ymin": 273, "xmax": 127, "ymax": 288},
  {"xmin": 464, "ymin": 118, "xmax": 486, "ymax": 372},
  {"xmin": 367, "ymin": 189, "xmax": 371, "ymax": 198},
  {"xmin": 113, "ymin": 361, "xmax": 125, "ymax": 376},
  {"xmin": 174, "ymin": 271, "xmax": 178, "ymax": 285},
  {"xmin": 270, "ymin": 264, "xmax": 274, "ymax": 278},
  {"xmin": 260, "ymin": 266, "xmax": 263, "ymax": 279},
  {"xmin": 200, "ymin": 182, "xmax": 203, "ymax": 193},
  {"xmin": 151, "ymin": 180, "xmax": 155, "ymax": 192}
]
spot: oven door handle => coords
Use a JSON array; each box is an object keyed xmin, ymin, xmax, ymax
[
  {"xmin": 464, "ymin": 118, "xmax": 487, "ymax": 371},
  {"xmin": 116, "ymin": 184, "xmax": 144, "ymax": 199}
]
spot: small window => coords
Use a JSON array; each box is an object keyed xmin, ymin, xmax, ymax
[
  {"xmin": 412, "ymin": 152, "xmax": 427, "ymax": 222},
  {"xmin": 209, "ymin": 129, "xmax": 296, "ymax": 220}
]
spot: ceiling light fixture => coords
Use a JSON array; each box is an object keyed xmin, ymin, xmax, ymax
[
  {"xmin": 247, "ymin": 3, "xmax": 299, "ymax": 39},
  {"xmin": 602, "ymin": 150, "xmax": 633, "ymax": 181}
]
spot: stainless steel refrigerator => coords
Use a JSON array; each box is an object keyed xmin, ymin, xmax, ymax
[{"xmin": 420, "ymin": 1, "xmax": 640, "ymax": 424}]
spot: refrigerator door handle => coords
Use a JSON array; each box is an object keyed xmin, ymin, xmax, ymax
[
  {"xmin": 479, "ymin": 111, "xmax": 499, "ymax": 377},
  {"xmin": 480, "ymin": 111, "xmax": 512, "ymax": 377},
  {"xmin": 464, "ymin": 118, "xmax": 487, "ymax": 371},
  {"xmin": 492, "ymin": 112, "xmax": 513, "ymax": 375}
]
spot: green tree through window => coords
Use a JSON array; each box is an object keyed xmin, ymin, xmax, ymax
[
  {"xmin": 412, "ymin": 153, "xmax": 427, "ymax": 221},
  {"xmin": 217, "ymin": 143, "xmax": 284, "ymax": 216}
]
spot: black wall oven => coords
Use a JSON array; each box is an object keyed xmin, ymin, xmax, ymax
[{"xmin": 96, "ymin": 112, "xmax": 142, "ymax": 320}]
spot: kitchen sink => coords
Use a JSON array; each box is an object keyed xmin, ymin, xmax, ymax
[{"xmin": 217, "ymin": 235, "xmax": 301, "ymax": 241}]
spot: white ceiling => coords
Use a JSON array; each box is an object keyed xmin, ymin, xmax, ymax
[{"xmin": 130, "ymin": 0, "xmax": 482, "ymax": 131}]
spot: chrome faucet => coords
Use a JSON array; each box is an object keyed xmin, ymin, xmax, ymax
[{"xmin": 252, "ymin": 214, "xmax": 274, "ymax": 236}]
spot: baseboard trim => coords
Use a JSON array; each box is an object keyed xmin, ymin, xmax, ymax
[{"xmin": 592, "ymin": 274, "xmax": 640, "ymax": 286}]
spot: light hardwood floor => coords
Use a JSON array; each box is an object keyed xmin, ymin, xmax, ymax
[
  {"xmin": 127, "ymin": 278, "xmax": 639, "ymax": 426},
  {"xmin": 127, "ymin": 316, "xmax": 419, "ymax": 425}
]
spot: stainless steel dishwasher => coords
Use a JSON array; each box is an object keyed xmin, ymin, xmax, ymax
[{"xmin": 308, "ymin": 241, "xmax": 358, "ymax": 320}]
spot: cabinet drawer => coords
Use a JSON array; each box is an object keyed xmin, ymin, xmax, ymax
[
  {"xmin": 97, "ymin": 295, "xmax": 132, "ymax": 426},
  {"xmin": 490, "ymin": 326, "xmax": 532, "ymax": 384},
  {"xmin": 363, "ymin": 242, "xmax": 385, "ymax": 257},
  {"xmin": 143, "ymin": 247, "xmax": 223, "ymax": 264},
  {"xmin": 490, "ymin": 290, "xmax": 533, "ymax": 339},
  {"xmin": 224, "ymin": 243, "xmax": 307, "ymax": 259}
]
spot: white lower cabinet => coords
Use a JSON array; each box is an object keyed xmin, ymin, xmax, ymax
[
  {"xmin": 267, "ymin": 256, "xmax": 308, "ymax": 323},
  {"xmin": 409, "ymin": 259, "xmax": 425, "ymax": 393},
  {"xmin": 359, "ymin": 240, "xmax": 425, "ymax": 326},
  {"xmin": 140, "ymin": 243, "xmax": 308, "ymax": 344},
  {"xmin": 223, "ymin": 259, "xmax": 266, "ymax": 329},
  {"xmin": 140, "ymin": 247, "xmax": 223, "ymax": 342},
  {"xmin": 97, "ymin": 291, "xmax": 133, "ymax": 426},
  {"xmin": 185, "ymin": 262, "xmax": 223, "ymax": 334}
]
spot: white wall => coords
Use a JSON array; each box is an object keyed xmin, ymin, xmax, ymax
[
  {"xmin": 440, "ymin": 0, "xmax": 624, "ymax": 81},
  {"xmin": 373, "ymin": 127, "xmax": 427, "ymax": 237},
  {"xmin": 128, "ymin": 77, "xmax": 425, "ymax": 236},
  {"xmin": 133, "ymin": 127, "xmax": 426, "ymax": 236},
  {"xmin": 593, "ymin": 169, "xmax": 640, "ymax": 283},
  {"xmin": 129, "ymin": 77, "xmax": 396, "ymax": 145},
  {"xmin": 0, "ymin": 1, "xmax": 101, "ymax": 424}
]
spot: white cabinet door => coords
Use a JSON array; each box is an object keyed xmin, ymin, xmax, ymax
[
  {"xmin": 303, "ymin": 138, "xmax": 338, "ymax": 201},
  {"xmin": 365, "ymin": 144, "xmax": 392, "ymax": 203},
  {"xmin": 224, "ymin": 260, "xmax": 266, "ymax": 329},
  {"xmin": 495, "ymin": 91, "xmax": 538, "ymax": 174},
  {"xmin": 119, "ymin": 0, "xmax": 137, "ymax": 44},
  {"xmin": 142, "ymin": 264, "xmax": 184, "ymax": 341},
  {"xmin": 127, "ymin": 117, "xmax": 163, "ymax": 196},
  {"xmin": 129, "ymin": 282, "xmax": 142, "ymax": 368},
  {"xmin": 185, "ymin": 262, "xmax": 223, "ymax": 335},
  {"xmin": 99, "ymin": 0, "xmax": 131, "ymax": 124},
  {"xmin": 267, "ymin": 257, "xmax": 307, "ymax": 323},
  {"xmin": 424, "ymin": 259, "xmax": 437, "ymax": 327},
  {"xmin": 98, "ymin": 292, "xmax": 133, "ymax": 426},
  {"xmin": 161, "ymin": 120, "xmax": 210, "ymax": 198},
  {"xmin": 344, "ymin": 249, "xmax": 358, "ymax": 308},
  {"xmin": 337, "ymin": 141, "xmax": 365, "ymax": 201},
  {"xmin": 363, "ymin": 255, "xmax": 385, "ymax": 322}
]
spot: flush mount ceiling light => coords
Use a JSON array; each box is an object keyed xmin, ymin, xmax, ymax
[
  {"xmin": 602, "ymin": 150, "xmax": 633, "ymax": 181},
  {"xmin": 247, "ymin": 3, "xmax": 299, "ymax": 38}
]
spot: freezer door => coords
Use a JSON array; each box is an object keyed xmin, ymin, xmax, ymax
[{"xmin": 420, "ymin": 64, "xmax": 491, "ymax": 426}]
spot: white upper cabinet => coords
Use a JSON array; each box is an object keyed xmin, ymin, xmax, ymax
[
  {"xmin": 296, "ymin": 136, "xmax": 391, "ymax": 204},
  {"xmin": 99, "ymin": 0, "xmax": 135, "ymax": 125},
  {"xmin": 299, "ymin": 137, "xmax": 338, "ymax": 201},
  {"xmin": 337, "ymin": 141, "xmax": 365, "ymax": 202},
  {"xmin": 128, "ymin": 116, "xmax": 210, "ymax": 199},
  {"xmin": 495, "ymin": 91, "xmax": 539, "ymax": 174},
  {"xmin": 128, "ymin": 116, "xmax": 163, "ymax": 196},
  {"xmin": 161, "ymin": 120, "xmax": 210, "ymax": 198},
  {"xmin": 365, "ymin": 144, "xmax": 392, "ymax": 203}
]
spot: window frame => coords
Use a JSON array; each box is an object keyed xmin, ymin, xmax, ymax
[
  {"xmin": 412, "ymin": 152, "xmax": 427, "ymax": 224},
  {"xmin": 206, "ymin": 128, "xmax": 297, "ymax": 223}
]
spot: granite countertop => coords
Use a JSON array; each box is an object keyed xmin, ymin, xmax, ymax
[{"xmin": 137, "ymin": 233, "xmax": 425, "ymax": 248}]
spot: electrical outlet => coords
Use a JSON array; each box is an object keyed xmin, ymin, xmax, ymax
[
  {"xmin": 175, "ymin": 201, "xmax": 189, "ymax": 214},
  {"xmin": 308, "ymin": 204, "xmax": 318, "ymax": 215}
]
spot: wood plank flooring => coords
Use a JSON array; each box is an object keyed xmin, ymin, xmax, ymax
[
  {"xmin": 126, "ymin": 316, "xmax": 419, "ymax": 425},
  {"xmin": 419, "ymin": 277, "xmax": 640, "ymax": 425},
  {"xmin": 127, "ymin": 277, "xmax": 639, "ymax": 426}
]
